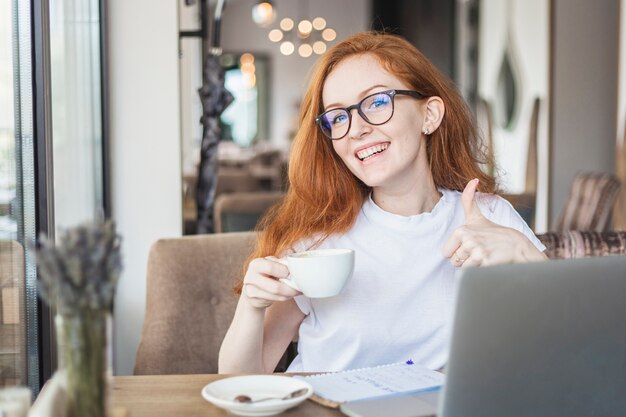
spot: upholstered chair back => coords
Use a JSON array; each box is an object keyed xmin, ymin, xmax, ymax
[
  {"xmin": 554, "ymin": 172, "xmax": 621, "ymax": 232},
  {"xmin": 537, "ymin": 231, "xmax": 626, "ymax": 259},
  {"xmin": 134, "ymin": 232, "xmax": 255, "ymax": 375}
]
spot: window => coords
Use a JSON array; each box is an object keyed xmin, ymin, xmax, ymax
[
  {"xmin": 0, "ymin": 0, "xmax": 39, "ymax": 392},
  {"xmin": 0, "ymin": 0, "xmax": 107, "ymax": 393}
]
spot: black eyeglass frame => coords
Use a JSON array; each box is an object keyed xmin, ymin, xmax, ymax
[{"xmin": 315, "ymin": 89, "xmax": 426, "ymax": 140}]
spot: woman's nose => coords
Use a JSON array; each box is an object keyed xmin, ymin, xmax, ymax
[{"xmin": 347, "ymin": 110, "xmax": 371, "ymax": 140}]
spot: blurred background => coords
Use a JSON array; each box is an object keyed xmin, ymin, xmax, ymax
[{"xmin": 0, "ymin": 0, "xmax": 624, "ymax": 392}]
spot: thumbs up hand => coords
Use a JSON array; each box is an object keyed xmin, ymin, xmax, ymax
[
  {"xmin": 442, "ymin": 179, "xmax": 547, "ymax": 267},
  {"xmin": 461, "ymin": 178, "xmax": 491, "ymax": 226}
]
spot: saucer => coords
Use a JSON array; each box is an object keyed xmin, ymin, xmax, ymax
[{"xmin": 201, "ymin": 375, "xmax": 313, "ymax": 416}]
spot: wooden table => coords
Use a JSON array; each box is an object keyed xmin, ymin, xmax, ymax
[{"xmin": 112, "ymin": 374, "xmax": 343, "ymax": 417}]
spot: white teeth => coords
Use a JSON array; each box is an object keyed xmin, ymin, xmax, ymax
[{"xmin": 357, "ymin": 144, "xmax": 388, "ymax": 160}]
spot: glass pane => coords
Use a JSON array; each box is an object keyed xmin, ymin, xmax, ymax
[
  {"xmin": 180, "ymin": 37, "xmax": 203, "ymax": 234},
  {"xmin": 0, "ymin": 0, "xmax": 39, "ymax": 392},
  {"xmin": 219, "ymin": 53, "xmax": 270, "ymax": 147},
  {"xmin": 222, "ymin": 68, "xmax": 259, "ymax": 147},
  {"xmin": 49, "ymin": 0, "xmax": 104, "ymax": 230},
  {"xmin": 180, "ymin": 37, "xmax": 203, "ymax": 178}
]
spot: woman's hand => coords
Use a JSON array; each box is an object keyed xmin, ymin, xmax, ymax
[
  {"xmin": 443, "ymin": 179, "xmax": 547, "ymax": 267},
  {"xmin": 241, "ymin": 256, "xmax": 302, "ymax": 309}
]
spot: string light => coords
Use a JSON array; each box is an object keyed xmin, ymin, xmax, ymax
[
  {"xmin": 267, "ymin": 17, "xmax": 336, "ymax": 57},
  {"xmin": 253, "ymin": 0, "xmax": 335, "ymax": 58},
  {"xmin": 280, "ymin": 18, "xmax": 294, "ymax": 31},
  {"xmin": 239, "ymin": 53, "xmax": 257, "ymax": 88},
  {"xmin": 280, "ymin": 41, "xmax": 295, "ymax": 56}
]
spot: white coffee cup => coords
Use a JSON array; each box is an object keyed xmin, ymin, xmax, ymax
[{"xmin": 278, "ymin": 248, "xmax": 355, "ymax": 298}]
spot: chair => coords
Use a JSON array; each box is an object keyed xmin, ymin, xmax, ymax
[
  {"xmin": 615, "ymin": 135, "xmax": 626, "ymax": 229},
  {"xmin": 213, "ymin": 191, "xmax": 284, "ymax": 233},
  {"xmin": 134, "ymin": 232, "xmax": 255, "ymax": 375},
  {"xmin": 536, "ymin": 231, "xmax": 626, "ymax": 259},
  {"xmin": 215, "ymin": 167, "xmax": 263, "ymax": 196},
  {"xmin": 554, "ymin": 172, "xmax": 621, "ymax": 232},
  {"xmin": 248, "ymin": 149, "xmax": 285, "ymax": 191}
]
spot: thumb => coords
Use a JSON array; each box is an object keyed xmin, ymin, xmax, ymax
[{"xmin": 461, "ymin": 178, "xmax": 485, "ymax": 223}]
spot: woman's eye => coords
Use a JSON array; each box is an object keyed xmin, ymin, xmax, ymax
[
  {"xmin": 332, "ymin": 113, "xmax": 348, "ymax": 125},
  {"xmin": 368, "ymin": 95, "xmax": 390, "ymax": 110}
]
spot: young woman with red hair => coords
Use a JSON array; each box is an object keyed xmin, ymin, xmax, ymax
[{"xmin": 219, "ymin": 32, "xmax": 546, "ymax": 374}]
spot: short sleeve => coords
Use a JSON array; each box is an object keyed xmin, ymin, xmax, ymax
[{"xmin": 479, "ymin": 194, "xmax": 546, "ymax": 252}]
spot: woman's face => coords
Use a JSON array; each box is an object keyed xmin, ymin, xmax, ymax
[{"xmin": 321, "ymin": 54, "xmax": 430, "ymax": 193}]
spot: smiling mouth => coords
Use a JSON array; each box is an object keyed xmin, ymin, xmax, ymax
[{"xmin": 356, "ymin": 143, "xmax": 389, "ymax": 161}]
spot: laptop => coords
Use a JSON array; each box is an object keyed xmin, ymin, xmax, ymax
[{"xmin": 340, "ymin": 255, "xmax": 626, "ymax": 417}]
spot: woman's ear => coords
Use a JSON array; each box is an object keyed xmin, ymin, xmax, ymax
[{"xmin": 422, "ymin": 96, "xmax": 445, "ymax": 135}]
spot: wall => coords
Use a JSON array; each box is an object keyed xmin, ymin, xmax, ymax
[
  {"xmin": 371, "ymin": 0, "xmax": 456, "ymax": 80},
  {"xmin": 479, "ymin": 0, "xmax": 550, "ymax": 231},
  {"xmin": 108, "ymin": 0, "xmax": 182, "ymax": 375},
  {"xmin": 550, "ymin": 0, "xmax": 619, "ymax": 223},
  {"xmin": 615, "ymin": 0, "xmax": 626, "ymax": 229},
  {"xmin": 220, "ymin": 0, "xmax": 372, "ymax": 147}
]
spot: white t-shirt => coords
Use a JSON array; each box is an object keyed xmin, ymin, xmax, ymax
[{"xmin": 286, "ymin": 189, "xmax": 545, "ymax": 373}]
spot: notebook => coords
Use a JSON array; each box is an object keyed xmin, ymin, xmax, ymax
[
  {"xmin": 293, "ymin": 361, "xmax": 444, "ymax": 408},
  {"xmin": 340, "ymin": 255, "xmax": 626, "ymax": 417}
]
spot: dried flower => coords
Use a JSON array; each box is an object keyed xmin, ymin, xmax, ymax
[{"xmin": 34, "ymin": 220, "xmax": 122, "ymax": 316}]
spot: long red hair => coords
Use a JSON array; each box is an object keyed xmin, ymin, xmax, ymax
[{"xmin": 235, "ymin": 32, "xmax": 496, "ymax": 292}]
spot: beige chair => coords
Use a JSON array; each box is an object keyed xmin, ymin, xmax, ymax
[
  {"xmin": 554, "ymin": 172, "xmax": 621, "ymax": 232},
  {"xmin": 248, "ymin": 149, "xmax": 285, "ymax": 191},
  {"xmin": 213, "ymin": 191, "xmax": 284, "ymax": 233},
  {"xmin": 134, "ymin": 232, "xmax": 255, "ymax": 375}
]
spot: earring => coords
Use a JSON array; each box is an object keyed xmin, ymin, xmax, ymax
[{"xmin": 423, "ymin": 127, "xmax": 430, "ymax": 135}]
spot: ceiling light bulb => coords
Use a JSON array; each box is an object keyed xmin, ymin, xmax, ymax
[
  {"xmin": 280, "ymin": 41, "xmax": 295, "ymax": 56},
  {"xmin": 298, "ymin": 20, "xmax": 313, "ymax": 36},
  {"xmin": 240, "ymin": 62, "xmax": 255, "ymax": 74},
  {"xmin": 298, "ymin": 44, "xmax": 313, "ymax": 58},
  {"xmin": 268, "ymin": 29, "xmax": 283, "ymax": 42},
  {"xmin": 239, "ymin": 53, "xmax": 255, "ymax": 65},
  {"xmin": 312, "ymin": 17, "xmax": 326, "ymax": 30},
  {"xmin": 252, "ymin": 1, "xmax": 276, "ymax": 28},
  {"xmin": 245, "ymin": 73, "xmax": 257, "ymax": 88},
  {"xmin": 280, "ymin": 17, "xmax": 294, "ymax": 31},
  {"xmin": 313, "ymin": 41, "xmax": 327, "ymax": 54},
  {"xmin": 322, "ymin": 28, "xmax": 336, "ymax": 42}
]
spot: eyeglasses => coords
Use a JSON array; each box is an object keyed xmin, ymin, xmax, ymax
[{"xmin": 315, "ymin": 89, "xmax": 425, "ymax": 140}]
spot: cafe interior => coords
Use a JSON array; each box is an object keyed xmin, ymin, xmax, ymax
[{"xmin": 1, "ymin": 0, "xmax": 626, "ymax": 415}]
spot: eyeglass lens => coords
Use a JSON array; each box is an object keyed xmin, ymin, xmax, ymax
[{"xmin": 318, "ymin": 92, "xmax": 393, "ymax": 140}]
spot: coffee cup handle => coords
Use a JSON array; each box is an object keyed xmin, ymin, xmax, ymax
[{"xmin": 277, "ymin": 258, "xmax": 301, "ymax": 292}]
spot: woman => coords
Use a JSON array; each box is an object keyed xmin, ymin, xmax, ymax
[{"xmin": 218, "ymin": 32, "xmax": 546, "ymax": 374}]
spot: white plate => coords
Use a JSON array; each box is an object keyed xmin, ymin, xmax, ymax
[{"xmin": 201, "ymin": 375, "xmax": 313, "ymax": 416}]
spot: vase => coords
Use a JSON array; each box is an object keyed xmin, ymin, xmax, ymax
[{"xmin": 56, "ymin": 311, "xmax": 110, "ymax": 417}]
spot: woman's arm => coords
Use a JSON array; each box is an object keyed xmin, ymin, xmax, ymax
[
  {"xmin": 262, "ymin": 299, "xmax": 305, "ymax": 372},
  {"xmin": 218, "ymin": 258, "xmax": 305, "ymax": 373}
]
